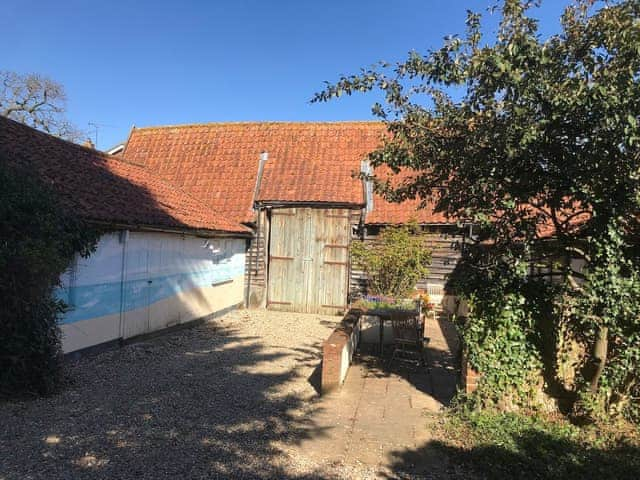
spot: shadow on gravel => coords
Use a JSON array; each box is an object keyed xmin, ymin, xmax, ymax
[{"xmin": 0, "ymin": 321, "xmax": 336, "ymax": 479}]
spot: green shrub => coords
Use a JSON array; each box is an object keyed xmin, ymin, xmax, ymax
[
  {"xmin": 451, "ymin": 226, "xmax": 640, "ymax": 421},
  {"xmin": 462, "ymin": 293, "xmax": 544, "ymax": 407},
  {"xmin": 351, "ymin": 222, "xmax": 432, "ymax": 298},
  {"xmin": 0, "ymin": 161, "xmax": 98, "ymax": 396}
]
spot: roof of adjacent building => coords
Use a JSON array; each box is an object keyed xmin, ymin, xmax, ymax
[
  {"xmin": 365, "ymin": 166, "xmax": 452, "ymax": 225},
  {"xmin": 123, "ymin": 121, "xmax": 456, "ymax": 225},
  {"xmin": 0, "ymin": 116, "xmax": 250, "ymax": 235}
]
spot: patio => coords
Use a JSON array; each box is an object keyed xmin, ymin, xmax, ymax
[{"xmin": 291, "ymin": 313, "xmax": 460, "ymax": 477}]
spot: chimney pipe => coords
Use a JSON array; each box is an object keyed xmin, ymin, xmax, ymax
[
  {"xmin": 253, "ymin": 151, "xmax": 269, "ymax": 207},
  {"xmin": 361, "ymin": 160, "xmax": 374, "ymax": 213}
]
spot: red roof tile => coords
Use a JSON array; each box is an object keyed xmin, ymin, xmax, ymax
[
  {"xmin": 366, "ymin": 196, "xmax": 451, "ymax": 224},
  {"xmin": 0, "ymin": 116, "xmax": 249, "ymax": 235},
  {"xmin": 257, "ymin": 123, "xmax": 383, "ymax": 206},
  {"xmin": 366, "ymin": 166, "xmax": 453, "ymax": 224},
  {"xmin": 123, "ymin": 121, "xmax": 456, "ymax": 225},
  {"xmin": 124, "ymin": 122, "xmax": 379, "ymax": 223}
]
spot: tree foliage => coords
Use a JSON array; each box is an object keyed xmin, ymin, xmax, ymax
[
  {"xmin": 0, "ymin": 161, "xmax": 99, "ymax": 396},
  {"xmin": 0, "ymin": 71, "xmax": 83, "ymax": 141},
  {"xmin": 315, "ymin": 0, "xmax": 640, "ymax": 420},
  {"xmin": 351, "ymin": 223, "xmax": 432, "ymax": 298}
]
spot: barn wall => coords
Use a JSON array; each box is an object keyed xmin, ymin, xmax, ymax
[
  {"xmin": 58, "ymin": 231, "xmax": 246, "ymax": 353},
  {"xmin": 349, "ymin": 225, "xmax": 464, "ymax": 305},
  {"xmin": 245, "ymin": 209, "xmax": 270, "ymax": 308},
  {"xmin": 247, "ymin": 206, "xmax": 465, "ymax": 312}
]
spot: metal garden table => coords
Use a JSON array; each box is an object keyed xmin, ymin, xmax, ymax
[{"xmin": 358, "ymin": 301, "xmax": 422, "ymax": 356}]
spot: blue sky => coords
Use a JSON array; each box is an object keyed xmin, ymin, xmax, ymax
[{"xmin": 2, "ymin": 1, "xmax": 572, "ymax": 149}]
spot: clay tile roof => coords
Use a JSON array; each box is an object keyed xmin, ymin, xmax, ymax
[
  {"xmin": 366, "ymin": 196, "xmax": 451, "ymax": 224},
  {"xmin": 365, "ymin": 166, "xmax": 453, "ymax": 225},
  {"xmin": 123, "ymin": 122, "xmax": 381, "ymax": 223},
  {"xmin": 0, "ymin": 116, "xmax": 249, "ymax": 235},
  {"xmin": 256, "ymin": 122, "xmax": 384, "ymax": 206},
  {"xmin": 123, "ymin": 121, "xmax": 456, "ymax": 225}
]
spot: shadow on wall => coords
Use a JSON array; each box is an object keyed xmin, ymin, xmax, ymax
[
  {"xmin": 382, "ymin": 430, "xmax": 640, "ymax": 480},
  {"xmin": 0, "ymin": 116, "xmax": 250, "ymax": 354},
  {"xmin": 59, "ymin": 232, "xmax": 246, "ymax": 354},
  {"xmin": 0, "ymin": 320, "xmax": 337, "ymax": 479}
]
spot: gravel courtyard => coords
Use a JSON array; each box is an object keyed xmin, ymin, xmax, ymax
[
  {"xmin": 1, "ymin": 309, "xmax": 466, "ymax": 479},
  {"xmin": 1, "ymin": 310, "xmax": 381, "ymax": 479}
]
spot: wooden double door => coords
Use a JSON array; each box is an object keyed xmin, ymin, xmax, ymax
[{"xmin": 267, "ymin": 208, "xmax": 351, "ymax": 314}]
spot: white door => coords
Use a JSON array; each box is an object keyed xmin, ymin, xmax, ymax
[
  {"xmin": 122, "ymin": 233, "xmax": 152, "ymax": 339},
  {"xmin": 148, "ymin": 235, "xmax": 181, "ymax": 331},
  {"xmin": 123, "ymin": 233, "xmax": 184, "ymax": 339}
]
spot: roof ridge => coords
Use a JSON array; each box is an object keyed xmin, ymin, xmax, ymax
[
  {"xmin": 1, "ymin": 115, "xmax": 107, "ymax": 156},
  {"xmin": 133, "ymin": 120, "xmax": 385, "ymax": 131}
]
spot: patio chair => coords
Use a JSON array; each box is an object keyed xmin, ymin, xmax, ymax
[{"xmin": 388, "ymin": 313, "xmax": 429, "ymax": 368}]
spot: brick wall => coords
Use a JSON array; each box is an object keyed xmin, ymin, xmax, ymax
[
  {"xmin": 461, "ymin": 350, "xmax": 481, "ymax": 394},
  {"xmin": 321, "ymin": 312, "xmax": 361, "ymax": 394}
]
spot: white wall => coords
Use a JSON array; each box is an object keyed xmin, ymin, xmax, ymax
[{"xmin": 57, "ymin": 231, "xmax": 246, "ymax": 353}]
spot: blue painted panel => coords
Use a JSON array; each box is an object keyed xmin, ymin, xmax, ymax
[{"xmin": 57, "ymin": 257, "xmax": 245, "ymax": 324}]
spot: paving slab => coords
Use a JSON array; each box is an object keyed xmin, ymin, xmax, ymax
[{"xmin": 291, "ymin": 314, "xmax": 461, "ymax": 474}]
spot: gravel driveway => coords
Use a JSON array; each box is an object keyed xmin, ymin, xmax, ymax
[{"xmin": 0, "ymin": 309, "xmax": 383, "ymax": 479}]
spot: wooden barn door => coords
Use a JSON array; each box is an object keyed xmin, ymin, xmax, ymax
[{"xmin": 267, "ymin": 208, "xmax": 350, "ymax": 314}]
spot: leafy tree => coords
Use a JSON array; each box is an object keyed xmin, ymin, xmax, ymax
[
  {"xmin": 351, "ymin": 223, "xmax": 431, "ymax": 298},
  {"xmin": 0, "ymin": 161, "xmax": 98, "ymax": 396},
  {"xmin": 315, "ymin": 0, "xmax": 640, "ymax": 419},
  {"xmin": 1, "ymin": 71, "xmax": 83, "ymax": 141}
]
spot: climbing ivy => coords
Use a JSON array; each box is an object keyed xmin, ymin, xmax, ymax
[
  {"xmin": 0, "ymin": 161, "xmax": 99, "ymax": 396},
  {"xmin": 452, "ymin": 222, "xmax": 640, "ymax": 421},
  {"xmin": 463, "ymin": 293, "xmax": 542, "ymax": 407},
  {"xmin": 450, "ymin": 247, "xmax": 557, "ymax": 408},
  {"xmin": 568, "ymin": 223, "xmax": 640, "ymax": 422}
]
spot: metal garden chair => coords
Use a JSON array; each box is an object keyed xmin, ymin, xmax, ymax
[{"xmin": 388, "ymin": 313, "xmax": 429, "ymax": 368}]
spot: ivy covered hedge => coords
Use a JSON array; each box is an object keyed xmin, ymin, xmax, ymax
[
  {"xmin": 450, "ymin": 224, "xmax": 640, "ymax": 423},
  {"xmin": 0, "ymin": 160, "xmax": 99, "ymax": 396},
  {"xmin": 449, "ymin": 249, "xmax": 553, "ymax": 409}
]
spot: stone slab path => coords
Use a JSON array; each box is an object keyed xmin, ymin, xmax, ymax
[{"xmin": 293, "ymin": 315, "xmax": 460, "ymax": 475}]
